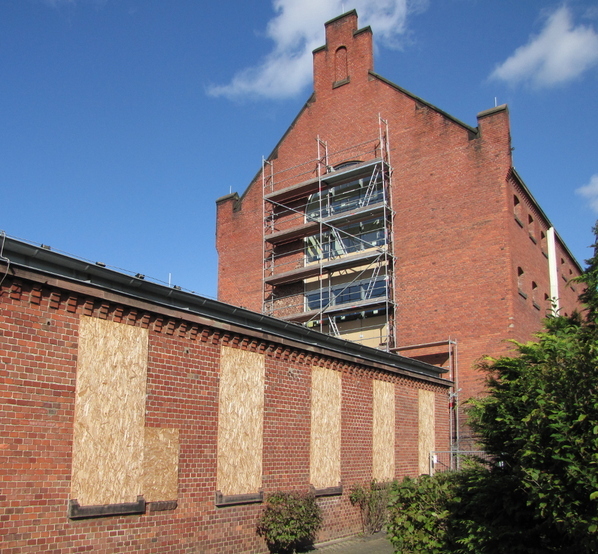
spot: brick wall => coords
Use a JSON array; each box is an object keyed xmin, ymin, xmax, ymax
[{"xmin": 1, "ymin": 263, "xmax": 450, "ymax": 553}]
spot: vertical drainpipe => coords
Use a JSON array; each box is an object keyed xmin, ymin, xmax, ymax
[{"xmin": 547, "ymin": 227, "xmax": 559, "ymax": 313}]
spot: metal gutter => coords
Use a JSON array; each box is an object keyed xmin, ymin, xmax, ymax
[{"xmin": 1, "ymin": 234, "xmax": 448, "ymax": 383}]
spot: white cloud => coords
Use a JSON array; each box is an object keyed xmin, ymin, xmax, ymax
[
  {"xmin": 490, "ymin": 5, "xmax": 598, "ymax": 88},
  {"xmin": 207, "ymin": 0, "xmax": 427, "ymax": 101},
  {"xmin": 576, "ymin": 174, "xmax": 598, "ymax": 213}
]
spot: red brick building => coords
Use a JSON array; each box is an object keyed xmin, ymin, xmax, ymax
[
  {"xmin": 1, "ymin": 234, "xmax": 449, "ymax": 553},
  {"xmin": 216, "ymin": 11, "xmax": 582, "ymax": 447}
]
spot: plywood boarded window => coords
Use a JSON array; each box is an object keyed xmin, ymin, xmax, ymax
[
  {"xmin": 143, "ymin": 428, "xmax": 179, "ymax": 502},
  {"xmin": 372, "ymin": 380, "xmax": 395, "ymax": 482},
  {"xmin": 71, "ymin": 316, "xmax": 148, "ymax": 506},
  {"xmin": 310, "ymin": 366, "xmax": 341, "ymax": 489},
  {"xmin": 217, "ymin": 346, "xmax": 265, "ymax": 496},
  {"xmin": 418, "ymin": 389, "xmax": 435, "ymax": 474}
]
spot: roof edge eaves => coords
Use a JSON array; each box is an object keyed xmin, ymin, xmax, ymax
[
  {"xmin": 236, "ymin": 92, "xmax": 316, "ymax": 206},
  {"xmin": 370, "ymin": 71, "xmax": 479, "ymax": 136},
  {"xmin": 510, "ymin": 168, "xmax": 583, "ymax": 271},
  {"xmin": 1, "ymin": 235, "xmax": 449, "ymax": 385}
]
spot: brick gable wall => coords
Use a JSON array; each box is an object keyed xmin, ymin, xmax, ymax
[{"xmin": 216, "ymin": 12, "xmax": 582, "ymax": 447}]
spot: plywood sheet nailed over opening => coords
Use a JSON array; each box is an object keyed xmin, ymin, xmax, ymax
[
  {"xmin": 217, "ymin": 346, "xmax": 265, "ymax": 496},
  {"xmin": 71, "ymin": 316, "xmax": 148, "ymax": 506},
  {"xmin": 310, "ymin": 366, "xmax": 341, "ymax": 489},
  {"xmin": 418, "ymin": 389, "xmax": 436, "ymax": 475},
  {"xmin": 372, "ymin": 380, "xmax": 395, "ymax": 482},
  {"xmin": 144, "ymin": 428, "xmax": 179, "ymax": 502}
]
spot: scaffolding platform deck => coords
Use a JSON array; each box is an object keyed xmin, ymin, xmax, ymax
[
  {"xmin": 265, "ymin": 201, "xmax": 387, "ymax": 245},
  {"xmin": 264, "ymin": 158, "xmax": 386, "ymax": 203},
  {"xmin": 264, "ymin": 249, "xmax": 385, "ymax": 286}
]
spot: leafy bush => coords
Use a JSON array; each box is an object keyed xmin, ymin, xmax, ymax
[
  {"xmin": 256, "ymin": 491, "xmax": 322, "ymax": 554},
  {"xmin": 387, "ymin": 469, "xmax": 557, "ymax": 554},
  {"xmin": 387, "ymin": 473, "xmax": 456, "ymax": 553},
  {"xmin": 349, "ymin": 480, "xmax": 392, "ymax": 534}
]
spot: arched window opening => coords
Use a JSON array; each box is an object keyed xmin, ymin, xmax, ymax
[
  {"xmin": 335, "ymin": 46, "xmax": 348, "ymax": 83},
  {"xmin": 528, "ymin": 214, "xmax": 536, "ymax": 242},
  {"xmin": 513, "ymin": 195, "xmax": 522, "ymax": 225},
  {"xmin": 517, "ymin": 267, "xmax": 526, "ymax": 299},
  {"xmin": 532, "ymin": 281, "xmax": 540, "ymax": 310}
]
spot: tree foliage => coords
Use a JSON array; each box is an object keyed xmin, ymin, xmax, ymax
[{"xmin": 388, "ymin": 226, "xmax": 598, "ymax": 553}]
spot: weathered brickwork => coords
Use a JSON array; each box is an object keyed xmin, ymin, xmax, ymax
[
  {"xmin": 1, "ymin": 254, "xmax": 449, "ymax": 553},
  {"xmin": 216, "ymin": 11, "xmax": 582, "ymax": 446}
]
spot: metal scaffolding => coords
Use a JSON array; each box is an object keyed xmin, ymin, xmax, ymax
[{"xmin": 262, "ymin": 116, "xmax": 396, "ymax": 350}]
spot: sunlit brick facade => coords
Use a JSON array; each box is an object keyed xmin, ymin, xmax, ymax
[{"xmin": 216, "ymin": 11, "xmax": 582, "ymax": 447}]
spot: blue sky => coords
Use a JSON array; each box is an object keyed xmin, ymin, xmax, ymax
[{"xmin": 1, "ymin": 0, "xmax": 597, "ymax": 299}]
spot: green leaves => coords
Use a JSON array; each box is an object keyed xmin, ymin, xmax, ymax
[
  {"xmin": 349, "ymin": 480, "xmax": 391, "ymax": 535},
  {"xmin": 387, "ymin": 474, "xmax": 457, "ymax": 554},
  {"xmin": 387, "ymin": 224, "xmax": 598, "ymax": 553},
  {"xmin": 256, "ymin": 492, "xmax": 322, "ymax": 554}
]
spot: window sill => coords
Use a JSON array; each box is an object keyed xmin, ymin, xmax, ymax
[
  {"xmin": 312, "ymin": 484, "xmax": 343, "ymax": 497},
  {"xmin": 518, "ymin": 289, "xmax": 528, "ymax": 300},
  {"xmin": 333, "ymin": 77, "xmax": 350, "ymax": 89},
  {"xmin": 215, "ymin": 491, "xmax": 263, "ymax": 507},
  {"xmin": 149, "ymin": 500, "xmax": 177, "ymax": 512},
  {"xmin": 514, "ymin": 215, "xmax": 524, "ymax": 228},
  {"xmin": 68, "ymin": 496, "xmax": 146, "ymax": 519}
]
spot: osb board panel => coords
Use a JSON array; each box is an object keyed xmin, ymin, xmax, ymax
[
  {"xmin": 144, "ymin": 428, "xmax": 179, "ymax": 502},
  {"xmin": 310, "ymin": 366, "xmax": 341, "ymax": 489},
  {"xmin": 418, "ymin": 389, "xmax": 436, "ymax": 475},
  {"xmin": 372, "ymin": 380, "xmax": 395, "ymax": 481},
  {"xmin": 217, "ymin": 346, "xmax": 265, "ymax": 496},
  {"xmin": 71, "ymin": 316, "xmax": 148, "ymax": 506}
]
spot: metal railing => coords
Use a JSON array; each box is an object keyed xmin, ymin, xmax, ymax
[{"xmin": 429, "ymin": 451, "xmax": 493, "ymax": 475}]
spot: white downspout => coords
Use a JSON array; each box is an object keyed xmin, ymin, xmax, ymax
[{"xmin": 547, "ymin": 227, "xmax": 559, "ymax": 313}]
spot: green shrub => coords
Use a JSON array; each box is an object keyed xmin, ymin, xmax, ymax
[
  {"xmin": 387, "ymin": 473, "xmax": 457, "ymax": 553},
  {"xmin": 256, "ymin": 491, "xmax": 322, "ymax": 554},
  {"xmin": 388, "ymin": 468, "xmax": 577, "ymax": 554},
  {"xmin": 349, "ymin": 480, "xmax": 392, "ymax": 534}
]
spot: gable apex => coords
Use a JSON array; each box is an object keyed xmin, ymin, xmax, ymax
[
  {"xmin": 324, "ymin": 9, "xmax": 358, "ymax": 28},
  {"xmin": 313, "ymin": 10, "xmax": 373, "ymax": 93}
]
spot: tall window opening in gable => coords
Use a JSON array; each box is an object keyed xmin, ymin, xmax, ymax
[{"xmin": 335, "ymin": 46, "xmax": 348, "ymax": 83}]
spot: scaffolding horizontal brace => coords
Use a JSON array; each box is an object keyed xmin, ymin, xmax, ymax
[
  {"xmin": 392, "ymin": 339, "xmax": 457, "ymax": 351},
  {"xmin": 281, "ymin": 297, "xmax": 392, "ymax": 323}
]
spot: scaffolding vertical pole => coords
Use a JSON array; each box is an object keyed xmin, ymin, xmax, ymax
[
  {"xmin": 316, "ymin": 137, "xmax": 328, "ymax": 334},
  {"xmin": 379, "ymin": 114, "xmax": 395, "ymax": 350},
  {"xmin": 262, "ymin": 156, "xmax": 273, "ymax": 315}
]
